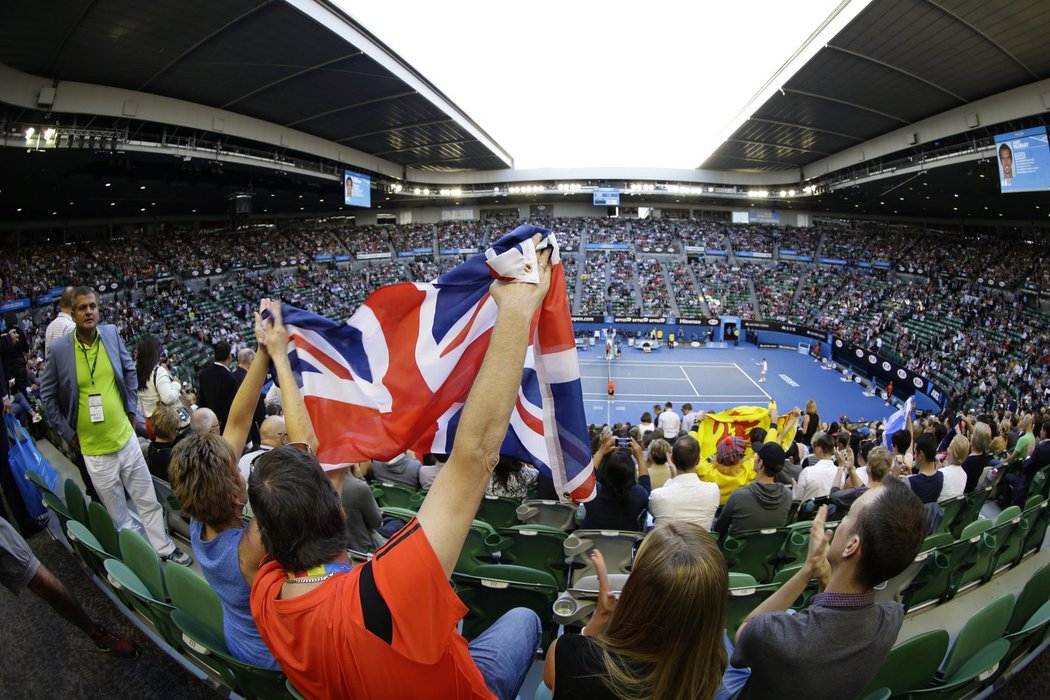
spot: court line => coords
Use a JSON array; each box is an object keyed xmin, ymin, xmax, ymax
[
  {"xmin": 585, "ymin": 393, "xmax": 765, "ymax": 399},
  {"xmin": 582, "ymin": 375, "xmax": 690, "ymax": 381},
  {"xmin": 579, "ymin": 360, "xmax": 736, "ymax": 368},
  {"xmin": 680, "ymin": 366, "xmax": 700, "ymax": 395},
  {"xmin": 732, "ymin": 362, "xmax": 772, "ymax": 401}
]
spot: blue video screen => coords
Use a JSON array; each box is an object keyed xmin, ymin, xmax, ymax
[
  {"xmin": 994, "ymin": 126, "xmax": 1050, "ymax": 193},
  {"xmin": 343, "ymin": 170, "xmax": 372, "ymax": 207},
  {"xmin": 593, "ymin": 188, "xmax": 620, "ymax": 206}
]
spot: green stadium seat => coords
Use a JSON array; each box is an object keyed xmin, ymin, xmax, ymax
[
  {"xmin": 898, "ymin": 533, "xmax": 954, "ymax": 610},
  {"xmin": 24, "ymin": 469, "xmax": 57, "ymax": 499},
  {"xmin": 163, "ymin": 563, "xmax": 235, "ymax": 682},
  {"xmin": 950, "ymin": 487, "xmax": 989, "ymax": 539},
  {"xmin": 770, "ymin": 564, "xmax": 817, "ymax": 609},
  {"xmin": 87, "ymin": 501, "xmax": 120, "ymax": 558},
  {"xmin": 1007, "ymin": 563, "xmax": 1050, "ymax": 636},
  {"xmin": 998, "ymin": 599, "xmax": 1050, "ymax": 679},
  {"xmin": 725, "ymin": 573, "xmax": 778, "ymax": 641},
  {"xmin": 1019, "ymin": 497, "xmax": 1049, "ymax": 561},
  {"xmin": 455, "ymin": 520, "xmax": 513, "ymax": 575},
  {"xmin": 118, "ymin": 528, "xmax": 167, "ymax": 602},
  {"xmin": 370, "ymin": 481, "xmax": 421, "ymax": 510},
  {"xmin": 453, "ymin": 563, "xmax": 559, "ymax": 648},
  {"xmin": 516, "ymin": 499, "xmax": 577, "ymax": 531},
  {"xmin": 66, "ymin": 519, "xmax": 113, "ymax": 578},
  {"xmin": 170, "ymin": 609, "xmax": 288, "ymax": 699},
  {"xmin": 932, "ymin": 494, "xmax": 965, "ymax": 537},
  {"xmin": 63, "ymin": 478, "xmax": 88, "ymax": 526},
  {"xmin": 104, "ymin": 558, "xmax": 182, "ymax": 648},
  {"xmin": 927, "ymin": 594, "xmax": 1014, "ymax": 697},
  {"xmin": 720, "ymin": 527, "xmax": 790, "ymax": 584},
  {"xmin": 988, "ymin": 505, "xmax": 1026, "ymax": 575},
  {"xmin": 859, "ymin": 629, "xmax": 949, "ymax": 698},
  {"xmin": 499, "ymin": 524, "xmax": 569, "ymax": 589},
  {"xmin": 953, "ymin": 519, "xmax": 997, "ymax": 592},
  {"xmin": 563, "ymin": 529, "xmax": 642, "ymax": 587},
  {"xmin": 41, "ymin": 490, "xmax": 73, "ymax": 534},
  {"xmin": 474, "ymin": 495, "xmax": 523, "ymax": 529}
]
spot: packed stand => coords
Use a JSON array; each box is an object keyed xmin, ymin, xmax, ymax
[{"xmin": 692, "ymin": 259, "xmax": 756, "ymax": 319}]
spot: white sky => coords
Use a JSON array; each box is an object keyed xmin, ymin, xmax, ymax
[{"xmin": 335, "ymin": 1, "xmax": 860, "ymax": 169}]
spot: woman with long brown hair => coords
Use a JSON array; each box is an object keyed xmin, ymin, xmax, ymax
[{"xmin": 543, "ymin": 522, "xmax": 729, "ymax": 699}]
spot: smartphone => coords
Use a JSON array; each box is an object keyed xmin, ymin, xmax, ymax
[{"xmin": 616, "ymin": 437, "xmax": 630, "ymax": 448}]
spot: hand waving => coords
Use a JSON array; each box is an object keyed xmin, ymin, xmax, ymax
[{"xmin": 582, "ymin": 549, "xmax": 618, "ymax": 637}]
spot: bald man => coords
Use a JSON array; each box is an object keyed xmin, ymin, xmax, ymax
[
  {"xmin": 235, "ymin": 415, "xmax": 288, "ymax": 518},
  {"xmin": 190, "ymin": 407, "xmax": 220, "ymax": 435}
]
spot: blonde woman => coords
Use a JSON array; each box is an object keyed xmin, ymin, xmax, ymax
[
  {"xmin": 938, "ymin": 434, "xmax": 969, "ymax": 501},
  {"xmin": 543, "ymin": 522, "xmax": 728, "ymax": 699},
  {"xmin": 800, "ymin": 399, "xmax": 819, "ymax": 446},
  {"xmin": 962, "ymin": 422, "xmax": 994, "ymax": 493},
  {"xmin": 646, "ymin": 438, "xmax": 673, "ymax": 489}
]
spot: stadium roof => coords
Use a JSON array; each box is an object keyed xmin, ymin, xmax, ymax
[
  {"xmin": 701, "ymin": 0, "xmax": 1050, "ymax": 173},
  {"xmin": 0, "ymin": 0, "xmax": 512, "ymax": 172}
]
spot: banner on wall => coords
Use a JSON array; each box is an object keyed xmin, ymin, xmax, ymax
[
  {"xmin": 611, "ymin": 315, "xmax": 667, "ymax": 324},
  {"xmin": 676, "ymin": 317, "xmax": 721, "ymax": 327},
  {"xmin": 741, "ymin": 319, "xmax": 826, "ymax": 342},
  {"xmin": 831, "ymin": 336, "xmax": 945, "ymax": 407}
]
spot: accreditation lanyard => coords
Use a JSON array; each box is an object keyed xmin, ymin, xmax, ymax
[{"xmin": 78, "ymin": 336, "xmax": 105, "ymax": 423}]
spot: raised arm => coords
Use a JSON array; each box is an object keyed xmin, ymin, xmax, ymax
[
  {"xmin": 222, "ymin": 309, "xmax": 271, "ymax": 457},
  {"xmin": 416, "ymin": 244, "xmax": 551, "ymax": 578}
]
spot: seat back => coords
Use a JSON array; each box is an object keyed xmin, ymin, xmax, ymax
[
  {"xmin": 1008, "ymin": 563, "xmax": 1050, "ymax": 635},
  {"xmin": 989, "ymin": 507, "xmax": 1027, "ymax": 573},
  {"xmin": 455, "ymin": 520, "xmax": 512, "ymax": 575},
  {"xmin": 119, "ymin": 528, "xmax": 167, "ymax": 601},
  {"xmin": 25, "ymin": 469, "xmax": 57, "ymax": 499},
  {"xmin": 563, "ymin": 529, "xmax": 643, "ymax": 586},
  {"xmin": 152, "ymin": 477, "xmax": 191, "ymax": 539},
  {"xmin": 453, "ymin": 564, "xmax": 559, "ymax": 648},
  {"xmin": 475, "ymin": 495, "xmax": 523, "ymax": 529},
  {"xmin": 940, "ymin": 594, "xmax": 1013, "ymax": 679},
  {"xmin": 104, "ymin": 558, "xmax": 182, "ymax": 647},
  {"xmin": 371, "ymin": 482, "xmax": 420, "ymax": 510},
  {"xmin": 165, "ymin": 563, "xmax": 224, "ymax": 641},
  {"xmin": 861, "ymin": 629, "xmax": 950, "ymax": 698},
  {"xmin": 66, "ymin": 519, "xmax": 113, "ymax": 577},
  {"xmin": 934, "ymin": 495, "xmax": 966, "ymax": 536},
  {"xmin": 720, "ymin": 528, "xmax": 790, "ymax": 584},
  {"xmin": 995, "ymin": 505, "xmax": 1022, "ymax": 526},
  {"xmin": 87, "ymin": 501, "xmax": 120, "ymax": 557},
  {"xmin": 725, "ymin": 579, "xmax": 779, "ymax": 640},
  {"xmin": 951, "ymin": 487, "xmax": 990, "ymax": 539},
  {"xmin": 63, "ymin": 478, "xmax": 88, "ymax": 525},
  {"xmin": 1021, "ymin": 498, "xmax": 1050, "ymax": 558},
  {"xmin": 41, "ymin": 491, "xmax": 73, "ymax": 531},
  {"xmin": 517, "ymin": 499, "xmax": 576, "ymax": 531},
  {"xmin": 499, "ymin": 525, "xmax": 569, "ymax": 590}
]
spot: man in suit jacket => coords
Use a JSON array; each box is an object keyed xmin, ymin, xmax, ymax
[
  {"xmin": 232, "ymin": 346, "xmax": 265, "ymax": 448},
  {"xmin": 40, "ymin": 287, "xmax": 191, "ymax": 565},
  {"xmin": 197, "ymin": 341, "xmax": 238, "ymax": 432}
]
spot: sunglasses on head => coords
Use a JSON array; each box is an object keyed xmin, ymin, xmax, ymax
[{"xmin": 250, "ymin": 441, "xmax": 312, "ymax": 471}]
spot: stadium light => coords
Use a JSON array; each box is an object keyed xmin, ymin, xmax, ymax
[
  {"xmin": 24, "ymin": 127, "xmax": 34, "ymax": 141},
  {"xmin": 43, "ymin": 128, "xmax": 56, "ymax": 142}
]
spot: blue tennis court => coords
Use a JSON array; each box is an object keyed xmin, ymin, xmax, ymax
[{"xmin": 576, "ymin": 345, "xmax": 923, "ymax": 428}]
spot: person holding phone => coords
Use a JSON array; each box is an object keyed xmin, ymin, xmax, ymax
[
  {"xmin": 583, "ymin": 434, "xmax": 651, "ymax": 530},
  {"xmin": 543, "ymin": 523, "xmax": 729, "ymax": 699}
]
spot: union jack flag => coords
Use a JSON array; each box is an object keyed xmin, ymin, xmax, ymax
[{"xmin": 274, "ymin": 224, "xmax": 596, "ymax": 503}]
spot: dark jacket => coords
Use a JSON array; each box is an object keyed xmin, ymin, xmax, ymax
[
  {"xmin": 712, "ymin": 481, "xmax": 792, "ymax": 539},
  {"xmin": 197, "ymin": 362, "xmax": 238, "ymax": 430}
]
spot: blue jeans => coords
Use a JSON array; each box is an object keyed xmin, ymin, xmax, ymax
[
  {"xmin": 468, "ymin": 607, "xmax": 541, "ymax": 700},
  {"xmin": 715, "ymin": 632, "xmax": 752, "ymax": 700}
]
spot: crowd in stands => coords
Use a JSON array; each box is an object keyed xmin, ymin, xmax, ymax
[
  {"xmin": 725, "ymin": 224, "xmax": 773, "ymax": 254},
  {"xmin": 692, "ymin": 259, "xmax": 756, "ymax": 319},
  {"xmin": 5, "ymin": 217, "xmax": 1050, "ymax": 700}
]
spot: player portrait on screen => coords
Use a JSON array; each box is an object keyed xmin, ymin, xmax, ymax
[
  {"xmin": 345, "ymin": 175, "xmax": 357, "ymax": 202},
  {"xmin": 998, "ymin": 143, "xmax": 1014, "ymax": 182}
]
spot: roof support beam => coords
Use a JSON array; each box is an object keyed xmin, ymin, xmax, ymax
[
  {"xmin": 705, "ymin": 154, "xmax": 802, "ymax": 170},
  {"xmin": 44, "ymin": 0, "xmax": 97, "ymax": 74},
  {"xmin": 748, "ymin": 118, "xmax": 866, "ymax": 142},
  {"xmin": 783, "ymin": 88, "xmax": 911, "ymax": 124},
  {"xmin": 138, "ymin": 0, "xmax": 275, "ymax": 91},
  {"xmin": 284, "ymin": 90, "xmax": 416, "ymax": 127},
  {"xmin": 338, "ymin": 118, "xmax": 454, "ymax": 143},
  {"xmin": 725, "ymin": 138, "xmax": 831, "ymax": 156},
  {"xmin": 826, "ymin": 45, "xmax": 967, "ymax": 103},
  {"xmin": 920, "ymin": 0, "xmax": 1038, "ymax": 79},
  {"xmin": 373, "ymin": 137, "xmax": 476, "ymax": 156},
  {"xmin": 221, "ymin": 52, "xmax": 362, "ymax": 109}
]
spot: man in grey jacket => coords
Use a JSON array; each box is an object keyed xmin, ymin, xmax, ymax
[
  {"xmin": 712, "ymin": 443, "xmax": 793, "ymax": 539},
  {"xmin": 40, "ymin": 287, "xmax": 190, "ymax": 565}
]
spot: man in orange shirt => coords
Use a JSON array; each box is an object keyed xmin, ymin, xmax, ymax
[{"xmin": 246, "ymin": 245, "xmax": 553, "ymax": 699}]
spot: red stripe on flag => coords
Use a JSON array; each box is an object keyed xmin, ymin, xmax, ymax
[
  {"xmin": 290, "ymin": 333, "xmax": 352, "ymax": 381},
  {"xmin": 440, "ymin": 293, "xmax": 491, "ymax": 359},
  {"xmin": 515, "ymin": 396, "xmax": 544, "ymax": 435}
]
